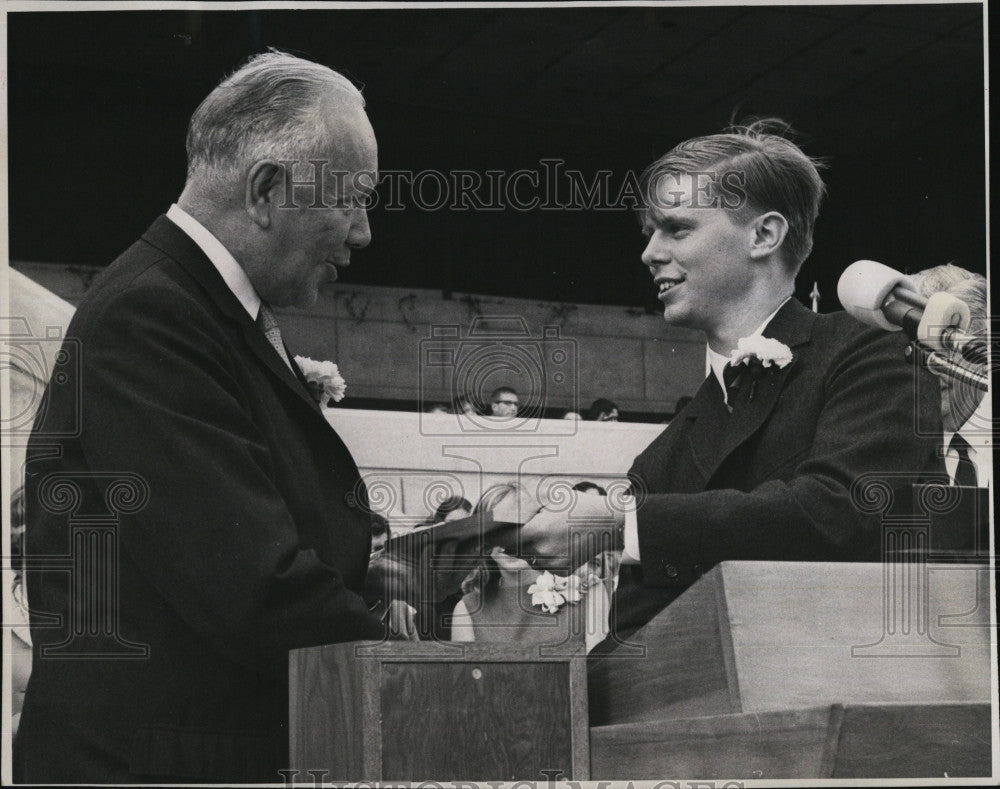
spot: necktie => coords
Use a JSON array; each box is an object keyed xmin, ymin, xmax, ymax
[
  {"xmin": 722, "ymin": 363, "xmax": 741, "ymax": 392},
  {"xmin": 256, "ymin": 303, "xmax": 294, "ymax": 371},
  {"xmin": 721, "ymin": 363, "xmax": 742, "ymax": 410},
  {"xmin": 950, "ymin": 434, "xmax": 979, "ymax": 487}
]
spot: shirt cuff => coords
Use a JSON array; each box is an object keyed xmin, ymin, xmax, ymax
[{"xmin": 621, "ymin": 497, "xmax": 640, "ymax": 564}]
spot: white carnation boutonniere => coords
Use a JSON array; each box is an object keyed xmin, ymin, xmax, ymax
[
  {"xmin": 294, "ymin": 355, "xmax": 347, "ymax": 406},
  {"xmin": 526, "ymin": 570, "xmax": 585, "ymax": 614},
  {"xmin": 726, "ymin": 336, "xmax": 793, "ymax": 403}
]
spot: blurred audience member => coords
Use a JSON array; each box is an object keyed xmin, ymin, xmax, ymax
[
  {"xmin": 489, "ymin": 387, "xmax": 520, "ymax": 418},
  {"xmin": 451, "ymin": 482, "xmax": 524, "ymax": 641},
  {"xmin": 451, "ymin": 394, "xmax": 477, "ymax": 416},
  {"xmin": 425, "ymin": 402, "xmax": 450, "ymax": 414},
  {"xmin": 8, "ymin": 487, "xmax": 31, "ymax": 735},
  {"xmin": 562, "ymin": 410, "xmax": 582, "ymax": 420},
  {"xmin": 371, "ymin": 513, "xmax": 392, "ymax": 553},
  {"xmin": 585, "ymin": 398, "xmax": 619, "ymax": 422},
  {"xmin": 572, "ymin": 480, "xmax": 607, "ymax": 496},
  {"xmin": 429, "ymin": 483, "xmax": 521, "ymax": 640},
  {"xmin": 474, "ymin": 482, "xmax": 520, "ymax": 514},
  {"xmin": 428, "ymin": 495, "xmax": 473, "ymax": 525}
]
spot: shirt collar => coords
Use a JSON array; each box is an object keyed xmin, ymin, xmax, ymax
[
  {"xmin": 945, "ymin": 389, "xmax": 993, "ymax": 454},
  {"xmin": 706, "ymin": 297, "xmax": 792, "ymax": 391},
  {"xmin": 166, "ymin": 204, "xmax": 261, "ymax": 320}
]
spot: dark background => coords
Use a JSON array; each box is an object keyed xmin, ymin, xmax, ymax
[{"xmin": 7, "ymin": 5, "xmax": 987, "ymax": 313}]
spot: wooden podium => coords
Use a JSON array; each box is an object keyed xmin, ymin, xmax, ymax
[
  {"xmin": 588, "ymin": 561, "xmax": 993, "ymax": 779},
  {"xmin": 289, "ymin": 641, "xmax": 590, "ymax": 781},
  {"xmin": 288, "ymin": 561, "xmax": 993, "ymax": 780}
]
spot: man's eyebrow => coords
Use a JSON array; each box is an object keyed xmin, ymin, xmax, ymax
[{"xmin": 647, "ymin": 209, "xmax": 695, "ymax": 227}]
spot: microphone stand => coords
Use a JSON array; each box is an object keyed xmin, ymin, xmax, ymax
[{"xmin": 904, "ymin": 342, "xmax": 989, "ymax": 391}]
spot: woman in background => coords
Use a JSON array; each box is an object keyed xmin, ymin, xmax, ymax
[
  {"xmin": 451, "ymin": 482, "xmax": 618, "ymax": 650},
  {"xmin": 427, "ymin": 495, "xmax": 473, "ymax": 526},
  {"xmin": 585, "ymin": 398, "xmax": 619, "ymax": 422}
]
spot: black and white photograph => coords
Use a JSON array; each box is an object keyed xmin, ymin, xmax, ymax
[{"xmin": 2, "ymin": 1, "xmax": 995, "ymax": 784}]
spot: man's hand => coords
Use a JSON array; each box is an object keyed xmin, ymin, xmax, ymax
[
  {"xmin": 366, "ymin": 553, "xmax": 418, "ymax": 606},
  {"xmin": 385, "ymin": 599, "xmax": 419, "ymax": 641},
  {"xmin": 517, "ymin": 494, "xmax": 625, "ymax": 571},
  {"xmin": 490, "ymin": 483, "xmax": 544, "ymax": 525}
]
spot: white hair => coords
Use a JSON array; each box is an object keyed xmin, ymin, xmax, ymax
[
  {"xmin": 910, "ymin": 263, "xmax": 987, "ymax": 336},
  {"xmin": 185, "ymin": 50, "xmax": 365, "ymax": 188}
]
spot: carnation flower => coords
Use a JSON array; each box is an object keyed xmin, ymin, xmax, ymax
[
  {"xmin": 527, "ymin": 571, "xmax": 584, "ymax": 614},
  {"xmin": 294, "ymin": 356, "xmax": 347, "ymax": 405},
  {"xmin": 728, "ymin": 336, "xmax": 794, "ymax": 369}
]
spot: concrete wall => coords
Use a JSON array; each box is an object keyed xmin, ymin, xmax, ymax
[{"xmin": 12, "ymin": 261, "xmax": 706, "ymax": 416}]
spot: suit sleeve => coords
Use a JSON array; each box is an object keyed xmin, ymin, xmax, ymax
[
  {"xmin": 634, "ymin": 325, "xmax": 943, "ymax": 587},
  {"xmin": 78, "ymin": 283, "xmax": 383, "ymax": 666}
]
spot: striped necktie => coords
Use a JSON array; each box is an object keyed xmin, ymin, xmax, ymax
[{"xmin": 256, "ymin": 303, "xmax": 294, "ymax": 371}]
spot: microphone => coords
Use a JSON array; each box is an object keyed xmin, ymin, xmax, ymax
[{"xmin": 837, "ymin": 260, "xmax": 985, "ymax": 363}]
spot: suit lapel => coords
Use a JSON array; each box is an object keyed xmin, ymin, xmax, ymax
[
  {"xmin": 683, "ymin": 374, "xmax": 732, "ymax": 484},
  {"xmin": 714, "ymin": 355, "xmax": 798, "ymax": 470},
  {"xmin": 687, "ymin": 299, "xmax": 817, "ymax": 486},
  {"xmin": 141, "ymin": 216, "xmax": 327, "ymax": 421},
  {"xmin": 238, "ymin": 322, "xmax": 325, "ymax": 416}
]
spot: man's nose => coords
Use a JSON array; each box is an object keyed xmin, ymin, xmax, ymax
[
  {"xmin": 349, "ymin": 210, "xmax": 372, "ymax": 249},
  {"xmin": 641, "ymin": 235, "xmax": 666, "ymax": 269}
]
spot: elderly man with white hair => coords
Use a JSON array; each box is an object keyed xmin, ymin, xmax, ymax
[
  {"xmin": 16, "ymin": 52, "xmax": 408, "ymax": 783},
  {"xmin": 910, "ymin": 263, "xmax": 991, "ymax": 488}
]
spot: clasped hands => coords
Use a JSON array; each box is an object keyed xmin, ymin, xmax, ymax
[
  {"xmin": 373, "ymin": 484, "xmax": 626, "ymax": 640},
  {"xmin": 490, "ymin": 485, "xmax": 625, "ymax": 571}
]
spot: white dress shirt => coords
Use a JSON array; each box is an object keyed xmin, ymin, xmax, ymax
[
  {"xmin": 706, "ymin": 297, "xmax": 791, "ymax": 405},
  {"xmin": 943, "ymin": 392, "xmax": 993, "ymax": 488},
  {"xmin": 166, "ymin": 204, "xmax": 260, "ymax": 320},
  {"xmin": 622, "ymin": 297, "xmax": 792, "ymax": 562}
]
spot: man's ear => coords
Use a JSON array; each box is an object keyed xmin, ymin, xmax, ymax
[
  {"xmin": 245, "ymin": 161, "xmax": 284, "ymax": 229},
  {"xmin": 748, "ymin": 211, "xmax": 789, "ymax": 260}
]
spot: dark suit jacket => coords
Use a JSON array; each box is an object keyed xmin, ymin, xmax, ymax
[
  {"xmin": 15, "ymin": 216, "xmax": 385, "ymax": 782},
  {"xmin": 611, "ymin": 298, "xmax": 944, "ymax": 638}
]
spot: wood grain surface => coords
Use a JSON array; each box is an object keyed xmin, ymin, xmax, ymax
[
  {"xmin": 290, "ymin": 641, "xmax": 589, "ymax": 780},
  {"xmin": 588, "ymin": 565, "xmax": 736, "ymax": 725},
  {"xmin": 831, "ymin": 702, "xmax": 992, "ymax": 778},
  {"xmin": 590, "ymin": 702, "xmax": 992, "ymax": 779},
  {"xmin": 590, "ymin": 706, "xmax": 835, "ymax": 779},
  {"xmin": 380, "ymin": 661, "xmax": 572, "ymax": 780},
  {"xmin": 589, "ymin": 561, "xmax": 992, "ymax": 726}
]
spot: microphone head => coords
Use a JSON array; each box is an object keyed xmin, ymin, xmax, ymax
[
  {"xmin": 917, "ymin": 291, "xmax": 971, "ymax": 352},
  {"xmin": 837, "ymin": 260, "xmax": 912, "ymax": 331}
]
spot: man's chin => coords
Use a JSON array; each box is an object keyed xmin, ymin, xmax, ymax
[
  {"xmin": 661, "ymin": 304, "xmax": 689, "ymax": 327},
  {"xmin": 294, "ymin": 290, "xmax": 321, "ymax": 309}
]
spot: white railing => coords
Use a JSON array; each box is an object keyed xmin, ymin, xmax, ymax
[{"xmin": 325, "ymin": 408, "xmax": 663, "ymax": 530}]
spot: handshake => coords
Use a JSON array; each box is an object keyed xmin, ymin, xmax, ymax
[
  {"xmin": 370, "ymin": 481, "xmax": 629, "ymax": 641},
  {"xmin": 488, "ymin": 482, "xmax": 627, "ymax": 568}
]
